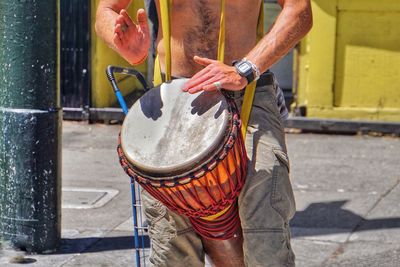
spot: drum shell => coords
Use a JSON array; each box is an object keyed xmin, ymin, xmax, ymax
[
  {"xmin": 118, "ymin": 111, "xmax": 247, "ymax": 219},
  {"xmin": 117, "ymin": 80, "xmax": 248, "ymax": 239}
]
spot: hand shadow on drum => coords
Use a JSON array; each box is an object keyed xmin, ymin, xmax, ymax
[
  {"xmin": 190, "ymin": 91, "xmax": 225, "ymax": 119},
  {"xmin": 139, "ymin": 85, "xmax": 163, "ymax": 120}
]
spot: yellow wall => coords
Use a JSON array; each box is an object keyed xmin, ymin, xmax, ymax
[
  {"xmin": 90, "ymin": 0, "xmax": 147, "ymax": 108},
  {"xmin": 295, "ymin": 0, "xmax": 400, "ymax": 122}
]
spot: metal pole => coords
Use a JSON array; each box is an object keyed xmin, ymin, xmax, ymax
[{"xmin": 0, "ymin": 0, "xmax": 61, "ymax": 253}]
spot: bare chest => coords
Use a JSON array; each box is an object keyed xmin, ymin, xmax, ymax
[{"xmin": 155, "ymin": 0, "xmax": 262, "ymax": 75}]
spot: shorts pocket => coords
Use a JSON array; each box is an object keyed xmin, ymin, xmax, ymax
[
  {"xmin": 270, "ymin": 149, "xmax": 296, "ymax": 221},
  {"xmin": 141, "ymin": 190, "xmax": 177, "ymax": 240}
]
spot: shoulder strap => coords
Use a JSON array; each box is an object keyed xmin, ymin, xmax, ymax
[
  {"xmin": 217, "ymin": 0, "xmax": 225, "ymax": 62},
  {"xmin": 240, "ymin": 2, "xmax": 264, "ymax": 138},
  {"xmin": 154, "ymin": 0, "xmax": 172, "ymax": 85}
]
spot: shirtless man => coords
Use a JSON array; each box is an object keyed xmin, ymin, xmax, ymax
[{"xmin": 96, "ymin": 1, "xmax": 312, "ymax": 266}]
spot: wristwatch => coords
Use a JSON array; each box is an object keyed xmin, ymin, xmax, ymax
[{"xmin": 234, "ymin": 58, "xmax": 260, "ymax": 84}]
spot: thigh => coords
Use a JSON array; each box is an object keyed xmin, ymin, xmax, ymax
[
  {"xmin": 236, "ymin": 84, "xmax": 296, "ymax": 267},
  {"xmin": 141, "ymin": 190, "xmax": 205, "ymax": 267}
]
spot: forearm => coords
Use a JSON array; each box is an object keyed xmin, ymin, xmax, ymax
[
  {"xmin": 246, "ymin": 0, "xmax": 313, "ymax": 74},
  {"xmin": 95, "ymin": 8, "xmax": 119, "ymax": 49}
]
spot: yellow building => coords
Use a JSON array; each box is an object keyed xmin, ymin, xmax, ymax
[{"xmin": 295, "ymin": 0, "xmax": 400, "ymax": 123}]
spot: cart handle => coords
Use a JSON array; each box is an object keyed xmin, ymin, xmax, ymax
[{"xmin": 106, "ymin": 65, "xmax": 152, "ymax": 115}]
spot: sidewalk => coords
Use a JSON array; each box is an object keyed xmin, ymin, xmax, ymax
[{"xmin": 1, "ymin": 121, "xmax": 400, "ymax": 266}]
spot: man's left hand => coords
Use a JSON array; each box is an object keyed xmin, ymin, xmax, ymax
[{"xmin": 182, "ymin": 56, "xmax": 248, "ymax": 94}]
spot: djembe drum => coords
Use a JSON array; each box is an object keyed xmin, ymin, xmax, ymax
[{"xmin": 118, "ymin": 78, "xmax": 247, "ymax": 240}]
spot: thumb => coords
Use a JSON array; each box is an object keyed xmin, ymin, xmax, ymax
[
  {"xmin": 137, "ymin": 9, "xmax": 149, "ymax": 30},
  {"xmin": 194, "ymin": 56, "xmax": 215, "ymax": 66}
]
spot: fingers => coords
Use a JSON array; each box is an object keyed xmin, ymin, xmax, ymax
[
  {"xmin": 187, "ymin": 75, "xmax": 222, "ymax": 94},
  {"xmin": 137, "ymin": 9, "xmax": 149, "ymax": 30},
  {"xmin": 120, "ymin": 9, "xmax": 134, "ymax": 28},
  {"xmin": 114, "ymin": 23, "xmax": 123, "ymax": 38},
  {"xmin": 183, "ymin": 68, "xmax": 212, "ymax": 91},
  {"xmin": 202, "ymin": 80, "xmax": 224, "ymax": 92},
  {"xmin": 183, "ymin": 71, "xmax": 213, "ymax": 92},
  {"xmin": 113, "ymin": 33, "xmax": 123, "ymax": 48},
  {"xmin": 114, "ymin": 13, "xmax": 127, "ymax": 43},
  {"xmin": 183, "ymin": 56, "xmax": 221, "ymax": 93},
  {"xmin": 183, "ymin": 56, "xmax": 245, "ymax": 94},
  {"xmin": 194, "ymin": 56, "xmax": 216, "ymax": 67},
  {"xmin": 183, "ymin": 56, "xmax": 217, "ymax": 91}
]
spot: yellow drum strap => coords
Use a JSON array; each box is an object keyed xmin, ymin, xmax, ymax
[
  {"xmin": 154, "ymin": 0, "xmax": 172, "ymax": 85},
  {"xmin": 240, "ymin": 3, "xmax": 264, "ymax": 138},
  {"xmin": 217, "ymin": 0, "xmax": 225, "ymax": 63},
  {"xmin": 153, "ymin": 54, "xmax": 162, "ymax": 86},
  {"xmin": 154, "ymin": 0, "xmax": 265, "ymax": 138}
]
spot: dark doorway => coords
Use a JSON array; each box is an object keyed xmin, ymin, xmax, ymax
[{"xmin": 60, "ymin": 0, "xmax": 90, "ymax": 119}]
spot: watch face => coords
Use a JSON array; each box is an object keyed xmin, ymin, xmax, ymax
[{"xmin": 238, "ymin": 62, "xmax": 252, "ymax": 73}]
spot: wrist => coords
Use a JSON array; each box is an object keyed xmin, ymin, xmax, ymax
[
  {"xmin": 128, "ymin": 52, "xmax": 148, "ymax": 65},
  {"xmin": 233, "ymin": 58, "xmax": 260, "ymax": 84},
  {"xmin": 237, "ymin": 74, "xmax": 248, "ymax": 87}
]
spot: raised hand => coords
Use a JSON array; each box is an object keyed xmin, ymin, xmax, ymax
[
  {"xmin": 113, "ymin": 8, "xmax": 150, "ymax": 65},
  {"xmin": 183, "ymin": 56, "xmax": 248, "ymax": 94}
]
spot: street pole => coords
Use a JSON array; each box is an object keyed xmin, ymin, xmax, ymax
[{"xmin": 0, "ymin": 0, "xmax": 61, "ymax": 253}]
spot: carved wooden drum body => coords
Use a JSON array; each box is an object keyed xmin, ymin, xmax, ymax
[{"xmin": 118, "ymin": 79, "xmax": 247, "ymax": 240}]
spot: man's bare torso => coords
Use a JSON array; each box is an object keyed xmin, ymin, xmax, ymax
[{"xmin": 154, "ymin": 0, "xmax": 262, "ymax": 77}]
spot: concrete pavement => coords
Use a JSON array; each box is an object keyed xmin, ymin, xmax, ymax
[{"xmin": 1, "ymin": 121, "xmax": 400, "ymax": 266}]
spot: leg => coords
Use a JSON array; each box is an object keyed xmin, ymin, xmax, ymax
[
  {"xmin": 236, "ymin": 82, "xmax": 296, "ymax": 267},
  {"xmin": 142, "ymin": 190, "xmax": 205, "ymax": 267}
]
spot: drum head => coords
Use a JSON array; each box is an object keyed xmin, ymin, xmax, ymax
[{"xmin": 121, "ymin": 78, "xmax": 231, "ymax": 176}]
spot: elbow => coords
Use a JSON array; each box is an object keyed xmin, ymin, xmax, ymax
[
  {"xmin": 94, "ymin": 5, "xmax": 112, "ymax": 37},
  {"xmin": 298, "ymin": 2, "xmax": 313, "ymax": 38},
  {"xmin": 94, "ymin": 19, "xmax": 101, "ymax": 37},
  {"xmin": 303, "ymin": 2, "xmax": 314, "ymax": 34},
  {"xmin": 304, "ymin": 5, "xmax": 313, "ymax": 34},
  {"xmin": 94, "ymin": 8, "xmax": 103, "ymax": 37},
  {"xmin": 94, "ymin": 20, "xmax": 99, "ymax": 36}
]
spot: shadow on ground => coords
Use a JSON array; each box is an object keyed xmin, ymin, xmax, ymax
[
  {"xmin": 291, "ymin": 200, "xmax": 400, "ymax": 237},
  {"xmin": 57, "ymin": 235, "xmax": 150, "ymax": 254},
  {"xmin": 50, "ymin": 200, "xmax": 400, "ymax": 255}
]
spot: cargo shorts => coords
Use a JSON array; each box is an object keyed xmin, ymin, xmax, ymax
[{"xmin": 142, "ymin": 79, "xmax": 296, "ymax": 267}]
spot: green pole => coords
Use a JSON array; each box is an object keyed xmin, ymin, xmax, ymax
[{"xmin": 0, "ymin": 0, "xmax": 61, "ymax": 253}]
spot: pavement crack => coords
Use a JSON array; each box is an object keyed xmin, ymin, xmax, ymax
[
  {"xmin": 320, "ymin": 179, "xmax": 400, "ymax": 266},
  {"xmin": 350, "ymin": 179, "xmax": 400, "ymax": 237}
]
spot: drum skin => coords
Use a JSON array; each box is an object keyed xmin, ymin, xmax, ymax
[
  {"xmin": 118, "ymin": 79, "xmax": 247, "ymax": 240},
  {"xmin": 120, "ymin": 79, "xmax": 230, "ymax": 175}
]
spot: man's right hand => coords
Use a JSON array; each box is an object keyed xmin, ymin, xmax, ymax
[{"xmin": 113, "ymin": 8, "xmax": 150, "ymax": 65}]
